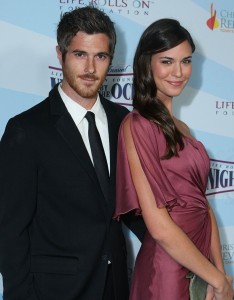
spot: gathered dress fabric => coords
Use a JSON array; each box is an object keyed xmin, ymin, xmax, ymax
[{"xmin": 114, "ymin": 110, "xmax": 211, "ymax": 300}]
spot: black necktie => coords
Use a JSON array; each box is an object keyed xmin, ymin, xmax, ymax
[{"xmin": 85, "ymin": 111, "xmax": 109, "ymax": 201}]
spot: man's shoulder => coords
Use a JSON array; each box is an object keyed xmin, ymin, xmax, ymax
[
  {"xmin": 12, "ymin": 97, "xmax": 49, "ymax": 123},
  {"xmin": 12, "ymin": 85, "xmax": 60, "ymax": 123}
]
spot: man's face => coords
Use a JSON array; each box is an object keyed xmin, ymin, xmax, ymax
[{"xmin": 57, "ymin": 31, "xmax": 111, "ymax": 107}]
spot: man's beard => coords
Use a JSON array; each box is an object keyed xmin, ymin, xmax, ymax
[{"xmin": 64, "ymin": 72, "xmax": 103, "ymax": 99}]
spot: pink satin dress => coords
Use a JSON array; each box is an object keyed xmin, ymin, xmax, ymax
[{"xmin": 114, "ymin": 110, "xmax": 211, "ymax": 300}]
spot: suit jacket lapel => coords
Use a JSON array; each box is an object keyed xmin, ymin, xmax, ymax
[{"xmin": 49, "ymin": 85, "xmax": 99, "ymax": 190}]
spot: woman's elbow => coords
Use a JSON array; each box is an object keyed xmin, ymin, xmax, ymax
[{"xmin": 147, "ymin": 224, "xmax": 171, "ymax": 243}]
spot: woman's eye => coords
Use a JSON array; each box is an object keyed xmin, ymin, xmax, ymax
[
  {"xmin": 183, "ymin": 59, "xmax": 192, "ymax": 64},
  {"xmin": 161, "ymin": 60, "xmax": 172, "ymax": 65}
]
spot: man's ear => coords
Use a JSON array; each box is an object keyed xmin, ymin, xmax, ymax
[{"xmin": 56, "ymin": 46, "xmax": 62, "ymax": 65}]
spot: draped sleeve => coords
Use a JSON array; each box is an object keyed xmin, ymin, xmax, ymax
[{"xmin": 114, "ymin": 110, "xmax": 186, "ymax": 219}]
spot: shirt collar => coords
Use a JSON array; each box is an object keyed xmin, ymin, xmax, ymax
[{"xmin": 58, "ymin": 84, "xmax": 104, "ymax": 125}]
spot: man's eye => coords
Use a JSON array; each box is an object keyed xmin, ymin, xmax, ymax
[
  {"xmin": 74, "ymin": 52, "xmax": 86, "ymax": 57},
  {"xmin": 96, "ymin": 54, "xmax": 109, "ymax": 60}
]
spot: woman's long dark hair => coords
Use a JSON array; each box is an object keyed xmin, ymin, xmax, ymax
[{"xmin": 133, "ymin": 18, "xmax": 195, "ymax": 159}]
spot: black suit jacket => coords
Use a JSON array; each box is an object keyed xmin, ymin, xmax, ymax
[{"xmin": 0, "ymin": 85, "xmax": 139, "ymax": 300}]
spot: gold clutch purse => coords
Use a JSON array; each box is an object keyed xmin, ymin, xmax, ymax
[{"xmin": 186, "ymin": 271, "xmax": 207, "ymax": 300}]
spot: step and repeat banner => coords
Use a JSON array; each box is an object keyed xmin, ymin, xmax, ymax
[{"xmin": 0, "ymin": 0, "xmax": 233, "ymax": 297}]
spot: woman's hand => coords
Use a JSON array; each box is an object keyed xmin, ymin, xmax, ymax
[
  {"xmin": 205, "ymin": 284, "xmax": 215, "ymax": 300},
  {"xmin": 213, "ymin": 274, "xmax": 233, "ymax": 300}
]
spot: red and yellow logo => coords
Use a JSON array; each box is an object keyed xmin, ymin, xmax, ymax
[{"xmin": 206, "ymin": 3, "xmax": 219, "ymax": 30}]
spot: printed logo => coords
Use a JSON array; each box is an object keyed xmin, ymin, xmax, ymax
[
  {"xmin": 49, "ymin": 66, "xmax": 63, "ymax": 87},
  {"xmin": 100, "ymin": 64, "xmax": 133, "ymax": 109},
  {"xmin": 221, "ymin": 243, "xmax": 234, "ymax": 265},
  {"xmin": 206, "ymin": 3, "xmax": 219, "ymax": 30},
  {"xmin": 215, "ymin": 100, "xmax": 234, "ymax": 117},
  {"xmin": 207, "ymin": 159, "xmax": 234, "ymax": 196},
  {"xmin": 206, "ymin": 3, "xmax": 234, "ymax": 33},
  {"xmin": 58, "ymin": 0, "xmax": 155, "ymax": 17},
  {"xmin": 219, "ymin": 227, "xmax": 234, "ymax": 267}
]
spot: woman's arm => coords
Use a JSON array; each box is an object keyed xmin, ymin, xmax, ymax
[
  {"xmin": 123, "ymin": 118, "xmax": 233, "ymax": 299},
  {"xmin": 205, "ymin": 207, "xmax": 227, "ymax": 299},
  {"xmin": 209, "ymin": 206, "xmax": 225, "ymax": 272}
]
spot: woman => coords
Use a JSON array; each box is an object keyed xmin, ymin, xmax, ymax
[{"xmin": 114, "ymin": 19, "xmax": 233, "ymax": 299}]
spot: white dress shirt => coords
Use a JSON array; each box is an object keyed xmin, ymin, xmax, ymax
[{"xmin": 58, "ymin": 84, "xmax": 110, "ymax": 173}]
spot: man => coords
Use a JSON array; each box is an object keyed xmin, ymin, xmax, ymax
[{"xmin": 0, "ymin": 6, "xmax": 145, "ymax": 300}]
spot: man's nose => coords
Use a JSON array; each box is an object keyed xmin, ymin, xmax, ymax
[{"xmin": 84, "ymin": 56, "xmax": 95, "ymax": 74}]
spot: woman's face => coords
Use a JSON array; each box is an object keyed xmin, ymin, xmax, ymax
[{"xmin": 151, "ymin": 40, "xmax": 193, "ymax": 102}]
